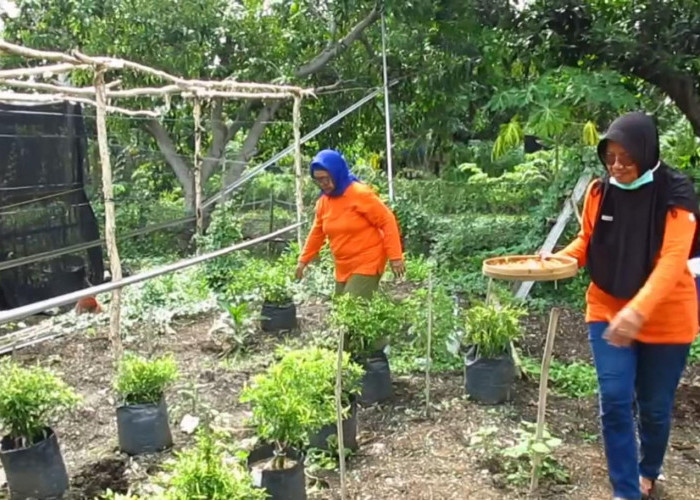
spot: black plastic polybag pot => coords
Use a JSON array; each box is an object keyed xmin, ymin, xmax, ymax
[
  {"xmin": 308, "ymin": 398, "xmax": 358, "ymax": 451},
  {"xmin": 357, "ymin": 351, "xmax": 392, "ymax": 406},
  {"xmin": 0, "ymin": 427, "xmax": 69, "ymax": 499},
  {"xmin": 261, "ymin": 302, "xmax": 297, "ymax": 332},
  {"xmin": 116, "ymin": 397, "xmax": 173, "ymax": 455},
  {"xmin": 248, "ymin": 445, "xmax": 306, "ymax": 500},
  {"xmin": 463, "ymin": 344, "xmax": 515, "ymax": 404}
]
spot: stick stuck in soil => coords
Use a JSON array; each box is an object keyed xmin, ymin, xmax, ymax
[{"xmin": 530, "ymin": 306, "xmax": 560, "ymax": 493}]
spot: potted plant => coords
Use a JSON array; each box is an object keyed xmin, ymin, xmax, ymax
[
  {"xmin": 0, "ymin": 360, "xmax": 80, "ymax": 499},
  {"xmin": 240, "ymin": 347, "xmax": 359, "ymax": 499},
  {"xmin": 330, "ymin": 293, "xmax": 405, "ymax": 406},
  {"xmin": 114, "ymin": 353, "xmax": 179, "ymax": 455},
  {"xmin": 283, "ymin": 348, "xmax": 364, "ymax": 452},
  {"xmin": 166, "ymin": 426, "xmax": 267, "ymax": 500},
  {"xmin": 455, "ymin": 302, "xmax": 524, "ymax": 404},
  {"xmin": 258, "ymin": 264, "xmax": 297, "ymax": 332}
]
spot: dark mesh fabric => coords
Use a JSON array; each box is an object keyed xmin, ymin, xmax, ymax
[{"xmin": 0, "ymin": 102, "xmax": 104, "ymax": 309}]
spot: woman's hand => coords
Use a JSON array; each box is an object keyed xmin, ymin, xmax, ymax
[
  {"xmin": 295, "ymin": 262, "xmax": 308, "ymax": 280},
  {"xmin": 604, "ymin": 307, "xmax": 644, "ymax": 347},
  {"xmin": 390, "ymin": 259, "xmax": 406, "ymax": 279}
]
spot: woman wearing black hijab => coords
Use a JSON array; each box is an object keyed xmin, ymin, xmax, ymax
[{"xmin": 556, "ymin": 112, "xmax": 699, "ymax": 499}]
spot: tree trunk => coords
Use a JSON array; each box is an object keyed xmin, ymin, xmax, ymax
[
  {"xmin": 222, "ymin": 102, "xmax": 282, "ymax": 190},
  {"xmin": 142, "ymin": 8, "xmax": 382, "ymax": 212},
  {"xmin": 638, "ymin": 69, "xmax": 700, "ymax": 138},
  {"xmin": 144, "ymin": 119, "xmax": 195, "ymax": 211}
]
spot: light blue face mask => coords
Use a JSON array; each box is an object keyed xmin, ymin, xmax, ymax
[{"xmin": 610, "ymin": 161, "xmax": 660, "ymax": 190}]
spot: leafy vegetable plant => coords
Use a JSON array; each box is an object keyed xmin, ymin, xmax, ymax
[
  {"xmin": 240, "ymin": 347, "xmax": 363, "ymax": 468},
  {"xmin": 166, "ymin": 427, "xmax": 267, "ymax": 500},
  {"xmin": 459, "ymin": 303, "xmax": 525, "ymax": 358},
  {"xmin": 115, "ymin": 353, "xmax": 179, "ymax": 405},
  {"xmin": 330, "ymin": 293, "xmax": 405, "ymax": 356},
  {"xmin": 0, "ymin": 360, "xmax": 80, "ymax": 448}
]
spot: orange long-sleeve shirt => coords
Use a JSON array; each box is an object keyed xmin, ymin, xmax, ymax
[
  {"xmin": 558, "ymin": 182, "xmax": 698, "ymax": 344},
  {"xmin": 299, "ymin": 182, "xmax": 403, "ymax": 283}
]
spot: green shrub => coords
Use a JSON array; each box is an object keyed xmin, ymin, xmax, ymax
[
  {"xmin": 222, "ymin": 256, "xmax": 295, "ymax": 306},
  {"xmin": 690, "ymin": 337, "xmax": 700, "ymax": 365},
  {"xmin": 0, "ymin": 360, "xmax": 80, "ymax": 446},
  {"xmin": 395, "ymin": 285, "xmax": 462, "ymax": 373},
  {"xmin": 119, "ymin": 266, "xmax": 215, "ymax": 335},
  {"xmin": 239, "ymin": 347, "xmax": 363, "ymax": 466},
  {"xmin": 115, "ymin": 353, "xmax": 179, "ymax": 405},
  {"xmin": 259, "ymin": 264, "xmax": 294, "ymax": 305},
  {"xmin": 458, "ymin": 303, "xmax": 525, "ymax": 358},
  {"xmin": 198, "ymin": 201, "xmax": 247, "ymax": 293},
  {"xmin": 521, "ymin": 356, "xmax": 598, "ymax": 398},
  {"xmin": 432, "ymin": 214, "xmax": 532, "ymax": 269},
  {"xmin": 404, "ymin": 254, "xmax": 432, "ymax": 283},
  {"xmin": 166, "ymin": 428, "xmax": 267, "ymax": 500},
  {"xmin": 330, "ymin": 293, "xmax": 405, "ymax": 356},
  {"xmin": 392, "ymin": 196, "xmax": 435, "ymax": 255}
]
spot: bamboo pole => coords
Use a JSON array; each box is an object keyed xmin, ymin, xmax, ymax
[
  {"xmin": 0, "ymin": 63, "xmax": 89, "ymax": 79},
  {"xmin": 0, "ymin": 91, "xmax": 159, "ymax": 116},
  {"xmin": 292, "ymin": 95, "xmax": 304, "ymax": 248},
  {"xmin": 193, "ymin": 97, "xmax": 203, "ymax": 239},
  {"xmin": 425, "ymin": 267, "xmax": 434, "ymax": 417},
  {"xmin": 94, "ymin": 68, "xmax": 123, "ymax": 362},
  {"xmin": 0, "ymin": 40, "xmax": 310, "ymax": 94},
  {"xmin": 0, "ymin": 84, "xmax": 299, "ymax": 101},
  {"xmin": 335, "ymin": 326, "xmax": 347, "ymax": 500},
  {"xmin": 529, "ymin": 306, "xmax": 561, "ymax": 493}
]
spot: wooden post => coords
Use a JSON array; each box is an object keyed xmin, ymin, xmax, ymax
[
  {"xmin": 268, "ymin": 190, "xmax": 275, "ymax": 257},
  {"xmin": 94, "ymin": 68, "xmax": 123, "ymax": 362},
  {"xmin": 529, "ymin": 306, "xmax": 560, "ymax": 493},
  {"xmin": 193, "ymin": 97, "xmax": 203, "ymax": 240},
  {"xmin": 335, "ymin": 326, "xmax": 347, "ymax": 500},
  {"xmin": 292, "ymin": 95, "xmax": 304, "ymax": 248},
  {"xmin": 486, "ymin": 277, "xmax": 494, "ymax": 305},
  {"xmin": 425, "ymin": 267, "xmax": 433, "ymax": 417}
]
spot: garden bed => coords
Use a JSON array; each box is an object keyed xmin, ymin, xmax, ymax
[{"xmin": 1, "ymin": 304, "xmax": 699, "ymax": 499}]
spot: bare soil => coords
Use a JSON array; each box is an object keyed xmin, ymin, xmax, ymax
[{"xmin": 1, "ymin": 304, "xmax": 700, "ymax": 499}]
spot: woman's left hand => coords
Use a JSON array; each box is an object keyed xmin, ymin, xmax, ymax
[
  {"xmin": 604, "ymin": 307, "xmax": 644, "ymax": 347},
  {"xmin": 390, "ymin": 259, "xmax": 406, "ymax": 279}
]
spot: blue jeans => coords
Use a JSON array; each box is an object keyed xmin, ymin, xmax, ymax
[{"xmin": 588, "ymin": 322, "xmax": 690, "ymax": 499}]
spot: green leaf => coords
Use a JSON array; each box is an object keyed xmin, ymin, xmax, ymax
[{"xmin": 531, "ymin": 441, "xmax": 550, "ymax": 454}]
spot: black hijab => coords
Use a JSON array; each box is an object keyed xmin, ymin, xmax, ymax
[{"xmin": 586, "ymin": 112, "xmax": 699, "ymax": 299}]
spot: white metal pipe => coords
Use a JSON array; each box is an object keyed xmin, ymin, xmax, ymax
[
  {"xmin": 0, "ymin": 222, "xmax": 302, "ymax": 325},
  {"xmin": 381, "ymin": 13, "xmax": 395, "ymax": 203}
]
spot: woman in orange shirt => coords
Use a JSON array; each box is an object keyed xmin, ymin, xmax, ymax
[
  {"xmin": 295, "ymin": 149, "xmax": 404, "ymax": 298},
  {"xmin": 557, "ymin": 112, "xmax": 699, "ymax": 500}
]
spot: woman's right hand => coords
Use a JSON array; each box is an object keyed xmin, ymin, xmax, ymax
[{"xmin": 295, "ymin": 262, "xmax": 308, "ymax": 280}]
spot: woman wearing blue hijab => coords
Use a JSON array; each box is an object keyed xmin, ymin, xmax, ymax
[{"xmin": 296, "ymin": 149, "xmax": 404, "ymax": 297}]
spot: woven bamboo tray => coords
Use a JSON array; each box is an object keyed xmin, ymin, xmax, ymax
[{"xmin": 482, "ymin": 255, "xmax": 578, "ymax": 282}]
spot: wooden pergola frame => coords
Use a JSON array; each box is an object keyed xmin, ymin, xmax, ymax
[{"xmin": 0, "ymin": 40, "xmax": 313, "ymax": 361}]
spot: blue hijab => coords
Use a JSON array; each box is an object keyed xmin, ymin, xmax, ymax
[{"xmin": 310, "ymin": 149, "xmax": 359, "ymax": 197}]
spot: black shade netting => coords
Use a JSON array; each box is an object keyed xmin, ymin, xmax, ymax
[{"xmin": 0, "ymin": 102, "xmax": 104, "ymax": 310}]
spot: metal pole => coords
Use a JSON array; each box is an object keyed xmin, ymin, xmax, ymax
[
  {"xmin": 381, "ymin": 13, "xmax": 395, "ymax": 202},
  {"xmin": 0, "ymin": 223, "xmax": 303, "ymax": 325}
]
